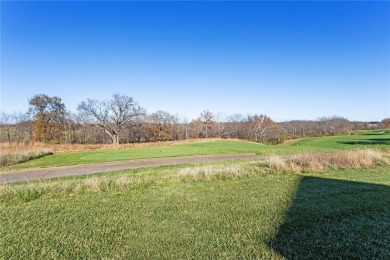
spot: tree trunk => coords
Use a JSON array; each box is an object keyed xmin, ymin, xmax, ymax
[
  {"xmin": 7, "ymin": 128, "xmax": 11, "ymax": 144},
  {"xmin": 113, "ymin": 134, "xmax": 119, "ymax": 145},
  {"xmin": 104, "ymin": 129, "xmax": 120, "ymax": 145}
]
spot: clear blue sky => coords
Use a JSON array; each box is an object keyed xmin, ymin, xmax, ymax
[{"xmin": 1, "ymin": 1, "xmax": 389, "ymax": 121}]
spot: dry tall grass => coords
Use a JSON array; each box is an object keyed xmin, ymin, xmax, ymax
[
  {"xmin": 267, "ymin": 149, "xmax": 389, "ymax": 173},
  {"xmin": 178, "ymin": 164, "xmax": 243, "ymax": 179},
  {"xmin": 0, "ymin": 150, "xmax": 53, "ymax": 167}
]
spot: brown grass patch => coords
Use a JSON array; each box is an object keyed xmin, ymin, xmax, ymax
[
  {"xmin": 267, "ymin": 149, "xmax": 389, "ymax": 173},
  {"xmin": 178, "ymin": 164, "xmax": 243, "ymax": 179},
  {"xmin": 0, "ymin": 149, "xmax": 53, "ymax": 167},
  {"xmin": 266, "ymin": 155, "xmax": 288, "ymax": 172}
]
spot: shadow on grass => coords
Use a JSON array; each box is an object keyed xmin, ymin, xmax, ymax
[
  {"xmin": 268, "ymin": 176, "xmax": 390, "ymax": 259},
  {"xmin": 361, "ymin": 133, "xmax": 388, "ymax": 136},
  {"xmin": 338, "ymin": 138, "xmax": 390, "ymax": 145},
  {"xmin": 361, "ymin": 130, "xmax": 390, "ymax": 135}
]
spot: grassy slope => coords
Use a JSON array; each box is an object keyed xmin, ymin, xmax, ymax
[
  {"xmin": 1, "ymin": 161, "xmax": 390, "ymax": 259},
  {"xmin": 1, "ymin": 130, "xmax": 389, "ymax": 171},
  {"xmin": 291, "ymin": 130, "xmax": 390, "ymax": 149}
]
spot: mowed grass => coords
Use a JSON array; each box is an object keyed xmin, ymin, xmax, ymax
[
  {"xmin": 1, "ymin": 130, "xmax": 389, "ymax": 171},
  {"xmin": 291, "ymin": 129, "xmax": 390, "ymax": 149},
  {"xmin": 1, "ymin": 159, "xmax": 389, "ymax": 259}
]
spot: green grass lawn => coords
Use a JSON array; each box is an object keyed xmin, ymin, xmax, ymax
[
  {"xmin": 1, "ymin": 130, "xmax": 389, "ymax": 171},
  {"xmin": 1, "ymin": 159, "xmax": 389, "ymax": 259},
  {"xmin": 291, "ymin": 129, "xmax": 390, "ymax": 149}
]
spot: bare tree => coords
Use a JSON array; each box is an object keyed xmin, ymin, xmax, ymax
[
  {"xmin": 227, "ymin": 113, "xmax": 244, "ymax": 138},
  {"xmin": 0, "ymin": 112, "xmax": 17, "ymax": 144},
  {"xmin": 178, "ymin": 116, "xmax": 189, "ymax": 140},
  {"xmin": 72, "ymin": 111, "xmax": 93, "ymax": 144},
  {"xmin": 245, "ymin": 114, "xmax": 273, "ymax": 141},
  {"xmin": 263, "ymin": 124, "xmax": 287, "ymax": 144},
  {"xmin": 78, "ymin": 94, "xmax": 145, "ymax": 145},
  {"xmin": 130, "ymin": 112, "xmax": 147, "ymax": 143},
  {"xmin": 0, "ymin": 112, "xmax": 32, "ymax": 144},
  {"xmin": 280, "ymin": 116, "xmax": 353, "ymax": 139},
  {"xmin": 215, "ymin": 113, "xmax": 228, "ymax": 138},
  {"xmin": 15, "ymin": 113, "xmax": 33, "ymax": 144},
  {"xmin": 318, "ymin": 116, "xmax": 352, "ymax": 135},
  {"xmin": 199, "ymin": 110, "xmax": 216, "ymax": 138},
  {"xmin": 63, "ymin": 111, "xmax": 85, "ymax": 144}
]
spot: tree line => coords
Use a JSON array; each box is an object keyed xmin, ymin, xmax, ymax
[{"xmin": 0, "ymin": 93, "xmax": 387, "ymax": 145}]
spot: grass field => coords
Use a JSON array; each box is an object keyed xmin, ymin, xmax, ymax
[
  {"xmin": 1, "ymin": 156, "xmax": 389, "ymax": 258},
  {"xmin": 1, "ymin": 130, "xmax": 389, "ymax": 171}
]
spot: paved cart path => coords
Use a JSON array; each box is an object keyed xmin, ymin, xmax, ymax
[{"xmin": 0, "ymin": 154, "xmax": 264, "ymax": 184}]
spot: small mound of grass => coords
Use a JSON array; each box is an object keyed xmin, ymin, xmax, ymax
[
  {"xmin": 178, "ymin": 164, "xmax": 243, "ymax": 179},
  {"xmin": 0, "ymin": 150, "xmax": 53, "ymax": 167}
]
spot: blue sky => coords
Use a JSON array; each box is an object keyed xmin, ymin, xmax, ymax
[{"xmin": 1, "ymin": 1, "xmax": 389, "ymax": 121}]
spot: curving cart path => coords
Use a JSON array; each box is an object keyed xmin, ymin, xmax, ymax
[{"xmin": 0, "ymin": 154, "xmax": 264, "ymax": 184}]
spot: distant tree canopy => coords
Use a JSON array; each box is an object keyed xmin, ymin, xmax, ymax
[
  {"xmin": 144, "ymin": 110, "xmax": 178, "ymax": 142},
  {"xmin": 245, "ymin": 114, "xmax": 273, "ymax": 141},
  {"xmin": 28, "ymin": 94, "xmax": 66, "ymax": 143},
  {"xmin": 1, "ymin": 93, "xmax": 377, "ymax": 145},
  {"xmin": 382, "ymin": 118, "xmax": 390, "ymax": 129},
  {"xmin": 0, "ymin": 112, "xmax": 32, "ymax": 144},
  {"xmin": 78, "ymin": 94, "xmax": 145, "ymax": 145}
]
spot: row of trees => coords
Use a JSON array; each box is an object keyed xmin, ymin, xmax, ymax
[{"xmin": 0, "ymin": 93, "xmax": 387, "ymax": 145}]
